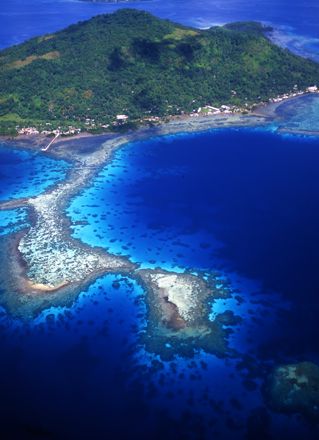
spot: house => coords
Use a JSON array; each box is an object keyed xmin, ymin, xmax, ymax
[
  {"xmin": 307, "ymin": 86, "xmax": 318, "ymax": 93},
  {"xmin": 116, "ymin": 114, "xmax": 129, "ymax": 121}
]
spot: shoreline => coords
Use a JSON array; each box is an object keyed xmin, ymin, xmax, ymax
[
  {"xmin": 1, "ymin": 91, "xmax": 318, "ymax": 146},
  {"xmin": 0, "ymin": 110, "xmax": 271, "ymax": 154},
  {"xmin": 1, "ymin": 91, "xmax": 318, "ymax": 152}
]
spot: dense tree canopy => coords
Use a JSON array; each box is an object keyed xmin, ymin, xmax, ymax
[{"xmin": 0, "ymin": 9, "xmax": 318, "ymax": 134}]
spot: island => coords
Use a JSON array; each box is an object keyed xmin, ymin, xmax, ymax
[
  {"xmin": 0, "ymin": 9, "xmax": 318, "ymax": 136},
  {"xmin": 0, "ymin": 9, "xmax": 319, "ymax": 360}
]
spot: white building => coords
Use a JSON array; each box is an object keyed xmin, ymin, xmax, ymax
[
  {"xmin": 116, "ymin": 114, "xmax": 129, "ymax": 121},
  {"xmin": 307, "ymin": 86, "xmax": 318, "ymax": 93}
]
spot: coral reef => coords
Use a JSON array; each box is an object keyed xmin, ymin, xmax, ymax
[{"xmin": 264, "ymin": 361, "xmax": 319, "ymax": 421}]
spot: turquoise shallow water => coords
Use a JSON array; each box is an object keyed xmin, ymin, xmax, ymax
[
  {"xmin": 0, "ymin": 208, "xmax": 28, "ymax": 236},
  {"xmin": 0, "ymin": 144, "xmax": 70, "ymax": 239},
  {"xmin": 0, "ymin": 144, "xmax": 70, "ymax": 202},
  {"xmin": 276, "ymin": 94, "xmax": 319, "ymax": 132}
]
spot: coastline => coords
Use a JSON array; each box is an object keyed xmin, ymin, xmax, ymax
[
  {"xmin": 1, "ymin": 90, "xmax": 318, "ymax": 150},
  {"xmin": 0, "ymin": 94, "xmax": 318, "ymax": 356},
  {"xmin": 0, "ymin": 109, "xmax": 271, "ymax": 152}
]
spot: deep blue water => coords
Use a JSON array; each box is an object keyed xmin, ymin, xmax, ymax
[
  {"xmin": 1, "ymin": 2, "xmax": 319, "ymax": 439},
  {"xmin": 69, "ymin": 126, "xmax": 319, "ymax": 357},
  {"xmin": 1, "ymin": 0, "xmax": 319, "ymax": 60},
  {"xmin": 64, "ymin": 102, "xmax": 319, "ymax": 438}
]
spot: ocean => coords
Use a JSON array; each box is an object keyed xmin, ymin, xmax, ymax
[
  {"xmin": 0, "ymin": 144, "xmax": 70, "ymax": 202},
  {"xmin": 1, "ymin": 2, "xmax": 319, "ymax": 439},
  {"xmin": 0, "ymin": 145, "xmax": 69, "ymax": 236}
]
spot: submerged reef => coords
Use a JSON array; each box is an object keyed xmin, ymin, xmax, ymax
[
  {"xmin": 136, "ymin": 269, "xmax": 236, "ymax": 359},
  {"xmin": 0, "ymin": 115, "xmax": 267, "ymax": 354},
  {"xmin": 264, "ymin": 361, "xmax": 319, "ymax": 422},
  {"xmin": 0, "ymin": 134, "xmax": 134, "ymax": 317}
]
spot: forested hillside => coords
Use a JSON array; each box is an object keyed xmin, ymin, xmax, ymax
[{"xmin": 0, "ymin": 9, "xmax": 318, "ymax": 134}]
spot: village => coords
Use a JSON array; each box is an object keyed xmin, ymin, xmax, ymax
[{"xmin": 16, "ymin": 85, "xmax": 318, "ymax": 139}]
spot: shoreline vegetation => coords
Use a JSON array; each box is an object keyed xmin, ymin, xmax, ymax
[
  {"xmin": 2, "ymin": 90, "xmax": 319, "ymax": 146},
  {"xmin": 1, "ymin": 9, "xmax": 319, "ymax": 137}
]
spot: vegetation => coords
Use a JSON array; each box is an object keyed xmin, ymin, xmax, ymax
[{"xmin": 0, "ymin": 9, "xmax": 318, "ymax": 134}]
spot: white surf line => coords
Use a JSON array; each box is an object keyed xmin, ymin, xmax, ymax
[{"xmin": 41, "ymin": 132, "xmax": 60, "ymax": 152}]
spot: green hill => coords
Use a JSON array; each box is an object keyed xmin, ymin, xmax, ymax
[{"xmin": 0, "ymin": 9, "xmax": 318, "ymax": 134}]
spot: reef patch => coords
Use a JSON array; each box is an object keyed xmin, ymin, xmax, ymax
[
  {"xmin": 136, "ymin": 269, "xmax": 237, "ymax": 360},
  {"xmin": 264, "ymin": 361, "xmax": 319, "ymax": 422}
]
